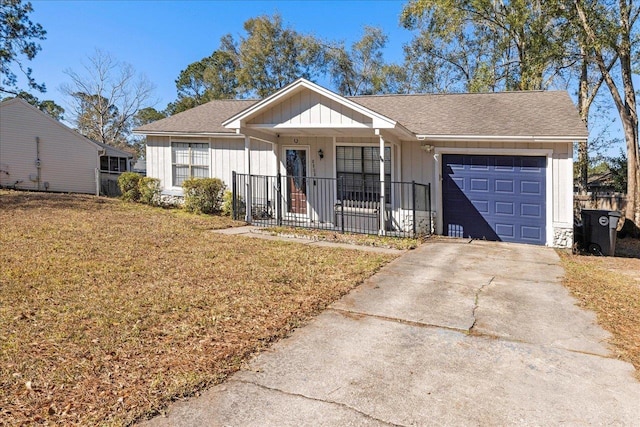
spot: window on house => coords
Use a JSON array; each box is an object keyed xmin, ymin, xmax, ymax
[
  {"xmin": 100, "ymin": 156, "xmax": 129, "ymax": 172},
  {"xmin": 336, "ymin": 146, "xmax": 391, "ymax": 202},
  {"xmin": 172, "ymin": 142, "xmax": 209, "ymax": 186}
]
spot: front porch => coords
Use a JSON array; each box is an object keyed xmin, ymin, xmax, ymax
[{"xmin": 232, "ymin": 172, "xmax": 432, "ymax": 238}]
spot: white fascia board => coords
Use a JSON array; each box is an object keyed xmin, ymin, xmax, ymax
[
  {"xmin": 222, "ymin": 78, "xmax": 397, "ymax": 129},
  {"xmin": 417, "ymin": 134, "xmax": 588, "ymax": 142},
  {"xmin": 132, "ymin": 130, "xmax": 243, "ymax": 138},
  {"xmin": 247, "ymin": 123, "xmax": 373, "ymax": 130}
]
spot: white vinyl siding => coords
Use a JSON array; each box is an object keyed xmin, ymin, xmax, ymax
[
  {"xmin": 171, "ymin": 142, "xmax": 209, "ymax": 186},
  {"xmin": 0, "ymin": 98, "xmax": 100, "ymax": 194},
  {"xmin": 147, "ymin": 136, "xmax": 275, "ymax": 193}
]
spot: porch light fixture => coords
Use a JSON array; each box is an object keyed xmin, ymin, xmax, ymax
[{"xmin": 318, "ymin": 149, "xmax": 324, "ymax": 159}]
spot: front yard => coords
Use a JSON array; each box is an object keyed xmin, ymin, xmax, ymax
[
  {"xmin": 0, "ymin": 191, "xmax": 395, "ymax": 425},
  {"xmin": 559, "ymin": 237, "xmax": 640, "ymax": 378}
]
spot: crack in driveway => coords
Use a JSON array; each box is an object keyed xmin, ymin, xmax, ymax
[
  {"xmin": 232, "ymin": 379, "xmax": 407, "ymax": 427},
  {"xmin": 329, "ymin": 307, "xmax": 471, "ymax": 334},
  {"xmin": 469, "ymin": 277, "xmax": 495, "ymax": 332}
]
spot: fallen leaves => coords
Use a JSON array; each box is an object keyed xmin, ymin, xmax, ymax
[
  {"xmin": 559, "ymin": 241, "xmax": 640, "ymax": 379},
  {"xmin": 0, "ymin": 190, "xmax": 394, "ymax": 425}
]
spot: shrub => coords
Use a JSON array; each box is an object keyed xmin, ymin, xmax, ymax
[
  {"xmin": 221, "ymin": 190, "xmax": 245, "ymax": 218},
  {"xmin": 138, "ymin": 177, "xmax": 161, "ymax": 206},
  {"xmin": 182, "ymin": 178, "xmax": 226, "ymax": 214},
  {"xmin": 118, "ymin": 172, "xmax": 142, "ymax": 202}
]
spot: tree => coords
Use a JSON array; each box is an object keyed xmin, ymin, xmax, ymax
[
  {"xmin": 400, "ymin": 0, "xmax": 572, "ymax": 92},
  {"xmin": 72, "ymin": 92, "xmax": 121, "ymax": 144},
  {"xmin": 6, "ymin": 90, "xmax": 64, "ymax": 120},
  {"xmin": 129, "ymin": 107, "xmax": 166, "ymax": 158},
  {"xmin": 572, "ymin": 0, "xmax": 640, "ymax": 225},
  {"xmin": 166, "ymin": 14, "xmax": 327, "ymax": 111},
  {"xmin": 400, "ymin": 0, "xmax": 607, "ymax": 193},
  {"xmin": 609, "ymin": 150, "xmax": 628, "ymax": 193},
  {"xmin": 61, "ymin": 50, "xmax": 156, "ymax": 151},
  {"xmin": 328, "ymin": 26, "xmax": 391, "ymax": 96},
  {"xmin": 0, "ymin": 0, "xmax": 46, "ymax": 95},
  {"xmin": 169, "ymin": 47, "xmax": 238, "ymax": 115},
  {"xmin": 133, "ymin": 106, "xmax": 166, "ymax": 127},
  {"xmin": 234, "ymin": 14, "xmax": 326, "ymax": 97}
]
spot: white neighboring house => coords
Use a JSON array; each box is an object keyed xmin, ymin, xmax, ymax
[
  {"xmin": 0, "ymin": 97, "xmax": 132, "ymax": 195},
  {"xmin": 134, "ymin": 78, "xmax": 588, "ymax": 247}
]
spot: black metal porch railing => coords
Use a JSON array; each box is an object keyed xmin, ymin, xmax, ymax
[{"xmin": 232, "ymin": 172, "xmax": 431, "ymax": 238}]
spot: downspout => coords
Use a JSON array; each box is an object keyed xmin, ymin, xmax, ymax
[
  {"xmin": 96, "ymin": 148, "xmax": 105, "ymax": 196},
  {"xmin": 35, "ymin": 137, "xmax": 41, "ymax": 190}
]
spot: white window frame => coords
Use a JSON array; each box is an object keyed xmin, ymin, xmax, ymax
[{"xmin": 171, "ymin": 142, "xmax": 210, "ymax": 187}]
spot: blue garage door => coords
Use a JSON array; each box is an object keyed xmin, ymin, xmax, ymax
[{"xmin": 443, "ymin": 155, "xmax": 546, "ymax": 245}]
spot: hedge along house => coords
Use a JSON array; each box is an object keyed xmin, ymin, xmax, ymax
[
  {"xmin": 134, "ymin": 79, "xmax": 588, "ymax": 247},
  {"xmin": 0, "ymin": 97, "xmax": 133, "ymax": 195}
]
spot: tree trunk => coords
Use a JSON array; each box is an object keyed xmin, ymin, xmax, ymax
[
  {"xmin": 618, "ymin": 0, "xmax": 639, "ymax": 224},
  {"xmin": 577, "ymin": 53, "xmax": 589, "ymax": 193},
  {"xmin": 574, "ymin": 0, "xmax": 639, "ymax": 223}
]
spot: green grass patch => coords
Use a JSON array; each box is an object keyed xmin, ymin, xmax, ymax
[{"xmin": 261, "ymin": 226, "xmax": 423, "ymax": 250}]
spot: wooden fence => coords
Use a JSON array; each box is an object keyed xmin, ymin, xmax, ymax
[{"xmin": 574, "ymin": 193, "xmax": 627, "ymax": 214}]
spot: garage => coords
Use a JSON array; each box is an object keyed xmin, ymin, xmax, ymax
[{"xmin": 442, "ymin": 154, "xmax": 546, "ymax": 245}]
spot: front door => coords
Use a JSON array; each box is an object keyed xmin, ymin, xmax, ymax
[{"xmin": 285, "ymin": 148, "xmax": 308, "ymax": 215}]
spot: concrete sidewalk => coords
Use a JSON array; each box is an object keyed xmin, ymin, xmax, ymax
[{"xmin": 142, "ymin": 239, "xmax": 640, "ymax": 426}]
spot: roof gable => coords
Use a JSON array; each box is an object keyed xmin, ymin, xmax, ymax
[
  {"xmin": 223, "ymin": 78, "xmax": 397, "ymax": 131},
  {"xmin": 0, "ymin": 98, "xmax": 104, "ymax": 150}
]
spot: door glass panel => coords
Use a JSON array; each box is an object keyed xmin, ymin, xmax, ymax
[{"xmin": 285, "ymin": 149, "xmax": 307, "ymax": 215}]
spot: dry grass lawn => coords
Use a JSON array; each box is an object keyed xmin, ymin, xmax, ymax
[
  {"xmin": 0, "ymin": 191, "xmax": 395, "ymax": 425},
  {"xmin": 559, "ymin": 236, "xmax": 640, "ymax": 379}
]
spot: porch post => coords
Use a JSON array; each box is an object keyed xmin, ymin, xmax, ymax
[
  {"xmin": 244, "ymin": 135, "xmax": 252, "ymax": 223},
  {"xmin": 379, "ymin": 134, "xmax": 386, "ymax": 236}
]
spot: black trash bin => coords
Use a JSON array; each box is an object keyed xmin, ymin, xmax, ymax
[{"xmin": 581, "ymin": 209, "xmax": 621, "ymax": 256}]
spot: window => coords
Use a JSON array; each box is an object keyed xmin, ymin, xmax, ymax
[
  {"xmin": 336, "ymin": 146, "xmax": 391, "ymax": 202},
  {"xmin": 100, "ymin": 156, "xmax": 129, "ymax": 172},
  {"xmin": 172, "ymin": 142, "xmax": 209, "ymax": 186}
]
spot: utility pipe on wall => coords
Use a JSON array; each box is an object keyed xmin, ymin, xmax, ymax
[{"xmin": 35, "ymin": 137, "xmax": 41, "ymax": 191}]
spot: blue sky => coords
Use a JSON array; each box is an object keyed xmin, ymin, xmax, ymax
[
  {"xmin": 27, "ymin": 0, "xmax": 413, "ymax": 112},
  {"xmin": 18, "ymin": 1, "xmax": 628, "ymax": 156}
]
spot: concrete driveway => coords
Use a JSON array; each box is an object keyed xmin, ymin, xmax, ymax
[{"xmin": 143, "ymin": 239, "xmax": 640, "ymax": 426}]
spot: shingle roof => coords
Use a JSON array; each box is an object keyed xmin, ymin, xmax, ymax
[
  {"xmin": 135, "ymin": 99, "xmax": 257, "ymax": 134},
  {"xmin": 350, "ymin": 91, "xmax": 588, "ymax": 138},
  {"xmin": 135, "ymin": 90, "xmax": 587, "ymax": 139}
]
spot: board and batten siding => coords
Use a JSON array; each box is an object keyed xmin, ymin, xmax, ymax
[
  {"xmin": 249, "ymin": 89, "xmax": 372, "ymax": 127},
  {"xmin": 400, "ymin": 141, "xmax": 435, "ymax": 185},
  {"xmin": 145, "ymin": 135, "xmax": 275, "ymax": 193},
  {"xmin": 0, "ymin": 99, "xmax": 100, "ymax": 194}
]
